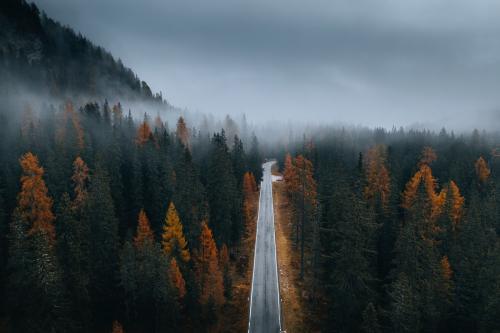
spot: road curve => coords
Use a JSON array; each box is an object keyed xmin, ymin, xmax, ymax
[{"xmin": 248, "ymin": 161, "xmax": 281, "ymax": 333}]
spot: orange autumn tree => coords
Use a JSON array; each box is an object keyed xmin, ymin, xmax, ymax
[
  {"xmin": 71, "ymin": 156, "xmax": 90, "ymax": 210},
  {"xmin": 195, "ymin": 223, "xmax": 225, "ymax": 306},
  {"xmin": 419, "ymin": 146, "xmax": 438, "ymax": 166},
  {"xmin": 243, "ymin": 171, "xmax": 258, "ymax": 194},
  {"xmin": 283, "ymin": 153, "xmax": 299, "ymax": 198},
  {"xmin": 440, "ymin": 256, "xmax": 454, "ymax": 299},
  {"xmin": 293, "ymin": 154, "xmax": 317, "ymax": 279},
  {"xmin": 111, "ymin": 321, "xmax": 124, "ymax": 333},
  {"xmin": 475, "ymin": 156, "xmax": 490, "ymax": 183},
  {"xmin": 134, "ymin": 209, "xmax": 154, "ymax": 248},
  {"xmin": 16, "ymin": 152, "xmax": 55, "ymax": 239},
  {"xmin": 219, "ymin": 243, "xmax": 230, "ymax": 272},
  {"xmin": 169, "ymin": 258, "xmax": 186, "ymax": 300},
  {"xmin": 154, "ymin": 114, "xmax": 164, "ymax": 131},
  {"xmin": 402, "ymin": 147, "xmax": 447, "ymax": 221},
  {"xmin": 136, "ymin": 116, "xmax": 152, "ymax": 146},
  {"xmin": 112, "ymin": 103, "xmax": 123, "ymax": 126},
  {"xmin": 447, "ymin": 180, "xmax": 464, "ymax": 231},
  {"xmin": 176, "ymin": 116, "xmax": 190, "ymax": 149},
  {"xmin": 242, "ymin": 172, "xmax": 258, "ymax": 227},
  {"xmin": 57, "ymin": 102, "xmax": 85, "ymax": 150},
  {"xmin": 162, "ymin": 202, "xmax": 190, "ymax": 262},
  {"xmin": 364, "ymin": 144, "xmax": 391, "ymax": 208}
]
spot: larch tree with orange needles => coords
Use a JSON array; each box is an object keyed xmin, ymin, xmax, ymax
[
  {"xmin": 176, "ymin": 116, "xmax": 190, "ymax": 150},
  {"xmin": 294, "ymin": 154, "xmax": 317, "ymax": 279},
  {"xmin": 447, "ymin": 181, "xmax": 464, "ymax": 232},
  {"xmin": 57, "ymin": 102, "xmax": 85, "ymax": 150},
  {"xmin": 194, "ymin": 223, "xmax": 225, "ymax": 307},
  {"xmin": 242, "ymin": 172, "xmax": 257, "ymax": 229},
  {"xmin": 283, "ymin": 153, "xmax": 298, "ymax": 197},
  {"xmin": 111, "ymin": 320, "xmax": 124, "ymax": 333},
  {"xmin": 364, "ymin": 145, "xmax": 391, "ymax": 209},
  {"xmin": 136, "ymin": 116, "xmax": 153, "ymax": 146},
  {"xmin": 134, "ymin": 209, "xmax": 155, "ymax": 248},
  {"xmin": 169, "ymin": 258, "xmax": 186, "ymax": 300},
  {"xmin": 8, "ymin": 152, "xmax": 65, "ymax": 331},
  {"xmin": 16, "ymin": 152, "xmax": 55, "ymax": 239},
  {"xmin": 475, "ymin": 156, "xmax": 490, "ymax": 184},
  {"xmin": 162, "ymin": 202, "xmax": 190, "ymax": 262},
  {"xmin": 71, "ymin": 156, "xmax": 90, "ymax": 210},
  {"xmin": 402, "ymin": 148, "xmax": 447, "ymax": 223},
  {"xmin": 392, "ymin": 147, "xmax": 453, "ymax": 326},
  {"xmin": 121, "ymin": 208, "xmax": 179, "ymax": 330}
]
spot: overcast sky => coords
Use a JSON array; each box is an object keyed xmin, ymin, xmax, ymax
[{"xmin": 33, "ymin": 0, "xmax": 500, "ymax": 129}]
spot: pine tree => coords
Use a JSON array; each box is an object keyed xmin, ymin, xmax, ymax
[
  {"xmin": 361, "ymin": 302, "xmax": 381, "ymax": 333},
  {"xmin": 171, "ymin": 147, "xmax": 206, "ymax": 245},
  {"xmin": 83, "ymin": 164, "xmax": 120, "ymax": 322},
  {"xmin": 162, "ymin": 202, "xmax": 190, "ymax": 262},
  {"xmin": 389, "ymin": 273, "xmax": 420, "ymax": 332},
  {"xmin": 321, "ymin": 177, "xmax": 377, "ymax": 330},
  {"xmin": 247, "ymin": 133, "xmax": 262, "ymax": 182},
  {"xmin": 231, "ymin": 135, "xmax": 247, "ymax": 187},
  {"xmin": 207, "ymin": 131, "xmax": 240, "ymax": 245},
  {"xmin": 121, "ymin": 214, "xmax": 178, "ymax": 331},
  {"xmin": 56, "ymin": 193, "xmax": 91, "ymax": 327}
]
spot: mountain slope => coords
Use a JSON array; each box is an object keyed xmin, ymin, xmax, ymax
[{"xmin": 0, "ymin": 0, "xmax": 165, "ymax": 104}]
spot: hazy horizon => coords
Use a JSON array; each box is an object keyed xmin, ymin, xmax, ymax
[{"xmin": 32, "ymin": 0, "xmax": 500, "ymax": 130}]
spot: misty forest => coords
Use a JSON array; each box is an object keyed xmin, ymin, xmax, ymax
[{"xmin": 1, "ymin": 0, "xmax": 500, "ymax": 332}]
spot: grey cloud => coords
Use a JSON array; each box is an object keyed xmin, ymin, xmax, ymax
[{"xmin": 32, "ymin": 0, "xmax": 500, "ymax": 130}]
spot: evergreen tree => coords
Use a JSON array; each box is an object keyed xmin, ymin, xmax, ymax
[
  {"xmin": 321, "ymin": 177, "xmax": 377, "ymax": 331},
  {"xmin": 120, "ymin": 210, "xmax": 177, "ymax": 331},
  {"xmin": 56, "ymin": 193, "xmax": 91, "ymax": 329},
  {"xmin": 83, "ymin": 164, "xmax": 120, "ymax": 324},
  {"xmin": 247, "ymin": 133, "xmax": 262, "ymax": 182},
  {"xmin": 206, "ymin": 131, "xmax": 241, "ymax": 245},
  {"xmin": 361, "ymin": 302, "xmax": 381, "ymax": 333}
]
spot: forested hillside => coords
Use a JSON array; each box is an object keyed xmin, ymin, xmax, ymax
[
  {"xmin": 279, "ymin": 128, "xmax": 500, "ymax": 332},
  {"xmin": 0, "ymin": 101, "xmax": 262, "ymax": 332},
  {"xmin": 0, "ymin": 2, "xmax": 268, "ymax": 331},
  {"xmin": 0, "ymin": 0, "xmax": 164, "ymax": 103}
]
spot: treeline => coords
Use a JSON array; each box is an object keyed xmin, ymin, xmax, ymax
[
  {"xmin": 0, "ymin": 100, "xmax": 261, "ymax": 332},
  {"xmin": 0, "ymin": 0, "xmax": 165, "ymax": 103},
  {"xmin": 280, "ymin": 128, "xmax": 500, "ymax": 332}
]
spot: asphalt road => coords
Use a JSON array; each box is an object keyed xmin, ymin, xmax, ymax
[{"xmin": 249, "ymin": 161, "xmax": 282, "ymax": 333}]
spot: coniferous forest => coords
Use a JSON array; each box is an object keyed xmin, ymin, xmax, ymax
[
  {"xmin": 278, "ymin": 129, "xmax": 500, "ymax": 332},
  {"xmin": 2, "ymin": 0, "xmax": 500, "ymax": 332}
]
